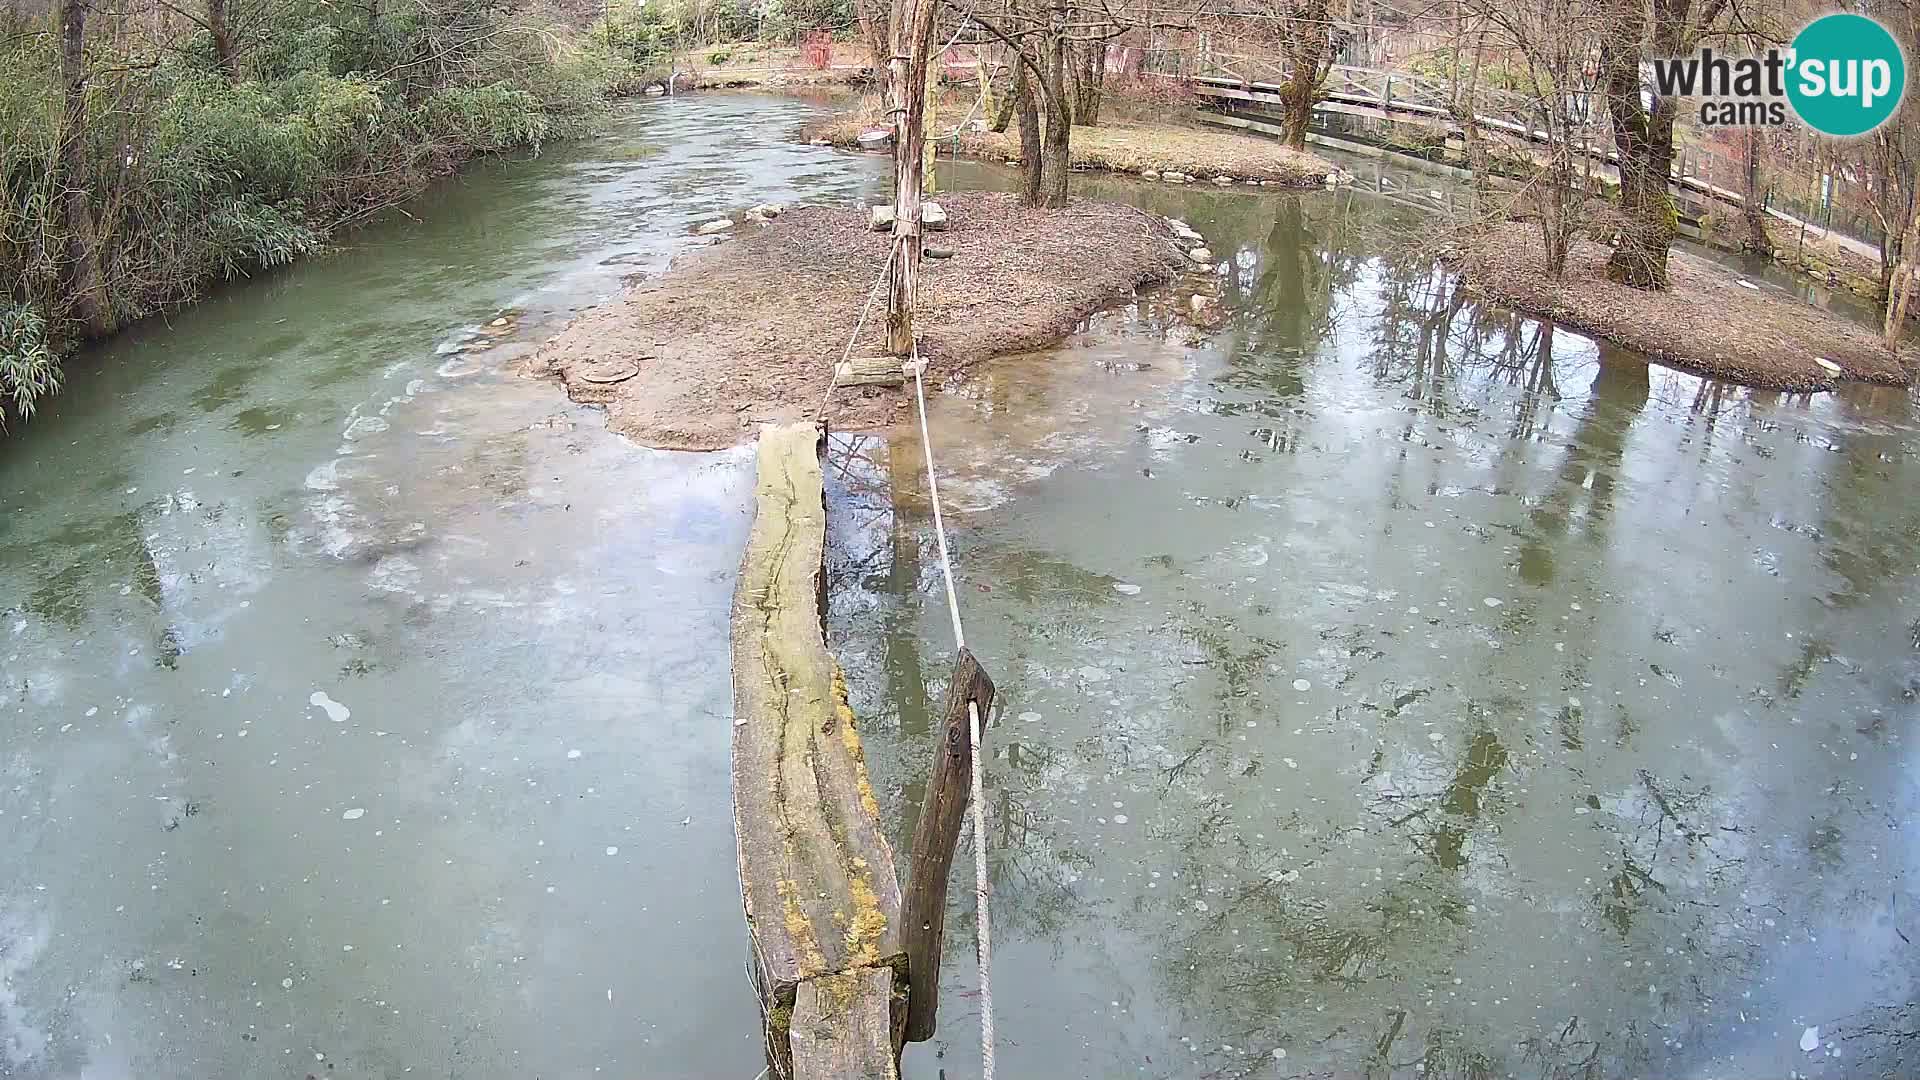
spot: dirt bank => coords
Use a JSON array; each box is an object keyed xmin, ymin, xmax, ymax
[
  {"xmin": 527, "ymin": 192, "xmax": 1187, "ymax": 449},
  {"xmin": 1458, "ymin": 223, "xmax": 1912, "ymax": 391},
  {"xmin": 802, "ymin": 109, "xmax": 1336, "ymax": 188},
  {"xmin": 684, "ymin": 42, "xmax": 873, "ymax": 89}
]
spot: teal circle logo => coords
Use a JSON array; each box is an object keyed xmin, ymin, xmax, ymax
[{"xmin": 1787, "ymin": 13, "xmax": 1906, "ymax": 137}]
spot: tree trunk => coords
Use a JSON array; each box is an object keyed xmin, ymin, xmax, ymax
[
  {"xmin": 1886, "ymin": 203, "xmax": 1920, "ymax": 346},
  {"xmin": 1279, "ymin": 0, "xmax": 1331, "ymax": 150},
  {"xmin": 1037, "ymin": 12, "xmax": 1070, "ymax": 208},
  {"xmin": 59, "ymin": 0, "xmax": 112, "ymax": 339},
  {"xmin": 1599, "ymin": 0, "xmax": 1674, "ymax": 289},
  {"xmin": 1014, "ymin": 62, "xmax": 1043, "ymax": 206},
  {"xmin": 1740, "ymin": 129, "xmax": 1771, "ymax": 255},
  {"xmin": 883, "ymin": 0, "xmax": 938, "ymax": 356},
  {"xmin": 208, "ymin": 0, "xmax": 239, "ymax": 80},
  {"xmin": 1886, "ymin": 262, "xmax": 1911, "ymax": 345},
  {"xmin": 992, "ymin": 59, "xmax": 1021, "ymax": 133},
  {"xmin": 1068, "ymin": 39, "xmax": 1104, "ymax": 126}
]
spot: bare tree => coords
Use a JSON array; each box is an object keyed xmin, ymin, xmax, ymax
[
  {"xmin": 1870, "ymin": 0, "xmax": 1920, "ymax": 344},
  {"xmin": 854, "ymin": 0, "xmax": 892, "ymax": 72},
  {"xmin": 950, "ymin": 0, "xmax": 1167, "ymax": 206},
  {"xmin": 207, "ymin": 0, "xmax": 237, "ymax": 78},
  {"xmin": 1273, "ymin": 0, "xmax": 1337, "ymax": 149},
  {"xmin": 1596, "ymin": 0, "xmax": 1745, "ymax": 288},
  {"xmin": 1739, "ymin": 129, "xmax": 1772, "ymax": 255}
]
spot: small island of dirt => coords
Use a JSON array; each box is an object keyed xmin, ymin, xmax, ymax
[
  {"xmin": 528, "ymin": 191, "xmax": 1186, "ymax": 449},
  {"xmin": 802, "ymin": 109, "xmax": 1337, "ymax": 188},
  {"xmin": 1459, "ymin": 223, "xmax": 1912, "ymax": 392}
]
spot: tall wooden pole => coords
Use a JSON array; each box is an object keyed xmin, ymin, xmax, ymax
[
  {"xmin": 886, "ymin": 0, "xmax": 939, "ymax": 356},
  {"xmin": 924, "ymin": 50, "xmax": 939, "ymax": 196}
]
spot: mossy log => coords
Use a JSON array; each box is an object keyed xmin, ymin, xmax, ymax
[
  {"xmin": 791, "ymin": 969, "xmax": 906, "ymax": 1080},
  {"xmin": 731, "ymin": 422, "xmax": 907, "ymax": 1078}
]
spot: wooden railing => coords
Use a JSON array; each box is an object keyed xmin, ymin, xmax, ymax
[
  {"xmin": 1147, "ymin": 50, "xmax": 1556, "ymax": 141},
  {"xmin": 1146, "ymin": 49, "xmax": 1810, "ymax": 224}
]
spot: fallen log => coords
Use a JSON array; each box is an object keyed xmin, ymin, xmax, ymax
[{"xmin": 731, "ymin": 422, "xmax": 907, "ymax": 1079}]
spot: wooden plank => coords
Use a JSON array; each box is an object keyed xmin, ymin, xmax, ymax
[
  {"xmin": 731, "ymin": 422, "xmax": 907, "ymax": 1073},
  {"xmin": 790, "ymin": 970, "xmax": 903, "ymax": 1080},
  {"xmin": 900, "ymin": 648, "xmax": 997, "ymax": 1042},
  {"xmin": 835, "ymin": 356, "xmax": 907, "ymax": 387}
]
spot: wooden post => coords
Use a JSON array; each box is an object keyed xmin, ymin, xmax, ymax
[
  {"xmin": 885, "ymin": 0, "xmax": 940, "ymax": 356},
  {"xmin": 924, "ymin": 49, "xmax": 939, "ymax": 196},
  {"xmin": 900, "ymin": 647, "xmax": 996, "ymax": 1043}
]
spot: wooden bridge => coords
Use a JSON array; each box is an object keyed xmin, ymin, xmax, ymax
[{"xmin": 1142, "ymin": 50, "xmax": 1795, "ymax": 232}]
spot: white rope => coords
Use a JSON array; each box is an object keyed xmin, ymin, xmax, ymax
[
  {"xmin": 965, "ymin": 694, "xmax": 995, "ymax": 1080},
  {"xmin": 908, "ymin": 338, "xmax": 995, "ymax": 1080},
  {"xmin": 815, "ymin": 244, "xmax": 900, "ymax": 423},
  {"xmin": 909, "ymin": 341, "xmax": 967, "ymax": 652}
]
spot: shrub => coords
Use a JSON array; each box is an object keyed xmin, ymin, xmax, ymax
[{"xmin": 0, "ymin": 2, "xmax": 635, "ymax": 426}]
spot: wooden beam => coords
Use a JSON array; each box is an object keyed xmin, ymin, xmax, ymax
[
  {"xmin": 835, "ymin": 356, "xmax": 908, "ymax": 386},
  {"xmin": 731, "ymin": 422, "xmax": 907, "ymax": 1078},
  {"xmin": 900, "ymin": 648, "xmax": 996, "ymax": 1043}
]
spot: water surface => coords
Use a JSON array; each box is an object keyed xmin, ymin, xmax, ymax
[
  {"xmin": 3, "ymin": 93, "xmax": 1914, "ymax": 1080},
  {"xmin": 1, "ymin": 93, "xmax": 883, "ymax": 1079},
  {"xmin": 842, "ymin": 166, "xmax": 1920, "ymax": 1080}
]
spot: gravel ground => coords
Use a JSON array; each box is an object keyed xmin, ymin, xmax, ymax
[
  {"xmin": 1459, "ymin": 223, "xmax": 1912, "ymax": 391},
  {"xmin": 527, "ymin": 192, "xmax": 1186, "ymax": 449}
]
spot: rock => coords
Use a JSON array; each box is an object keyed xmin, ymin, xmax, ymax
[
  {"xmin": 748, "ymin": 203, "xmax": 785, "ymax": 218},
  {"xmin": 643, "ymin": 84, "xmax": 665, "ymax": 97},
  {"xmin": 1813, "ymin": 356, "xmax": 1843, "ymax": 374},
  {"xmin": 1800, "ymin": 1027, "xmax": 1820, "ymax": 1053},
  {"xmin": 1213, "ymin": 175, "xmax": 1235, "ymax": 185},
  {"xmin": 922, "ymin": 201, "xmax": 948, "ymax": 230},
  {"xmin": 1188, "ymin": 247, "xmax": 1213, "ymax": 264},
  {"xmin": 1189, "ymin": 293, "xmax": 1212, "ymax": 312},
  {"xmin": 870, "ymin": 204, "xmax": 895, "ymax": 231},
  {"xmin": 696, "ymin": 218, "xmax": 735, "ymax": 235},
  {"xmin": 1141, "ymin": 170, "xmax": 1160, "ymax": 180},
  {"xmin": 924, "ymin": 246, "xmax": 955, "ymax": 260},
  {"xmin": 856, "ymin": 129, "xmax": 893, "ymax": 150}
]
